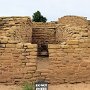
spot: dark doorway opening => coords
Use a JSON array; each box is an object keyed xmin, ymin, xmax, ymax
[{"xmin": 37, "ymin": 43, "xmax": 49, "ymax": 57}]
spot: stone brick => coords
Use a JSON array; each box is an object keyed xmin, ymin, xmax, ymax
[
  {"xmin": 30, "ymin": 52, "xmax": 37, "ymax": 56},
  {"xmin": 81, "ymin": 33, "xmax": 88, "ymax": 37},
  {"xmin": 8, "ymin": 40, "xmax": 19, "ymax": 44},
  {"xmin": 79, "ymin": 43, "xmax": 89, "ymax": 48},
  {"xmin": 26, "ymin": 56, "xmax": 37, "ymax": 59},
  {"xmin": 0, "ymin": 44, "xmax": 6, "ymax": 48},
  {"xmin": 22, "ymin": 52, "xmax": 30, "ymax": 56},
  {"xmin": 26, "ymin": 63, "xmax": 36, "ymax": 67},
  {"xmin": 48, "ymin": 44, "xmax": 61, "ymax": 49},
  {"xmin": 6, "ymin": 44, "xmax": 16, "ymax": 48},
  {"xmin": 16, "ymin": 43, "xmax": 23, "ymax": 49},
  {"xmin": 63, "ymin": 48, "xmax": 74, "ymax": 53},
  {"xmin": 24, "ymin": 43, "xmax": 32, "ymax": 48},
  {"xmin": 61, "ymin": 45, "xmax": 69, "ymax": 49},
  {"xmin": 24, "ymin": 74, "xmax": 33, "ymax": 79},
  {"xmin": 67, "ymin": 40, "xmax": 79, "ymax": 45},
  {"xmin": 0, "ymin": 37, "xmax": 8, "ymax": 44},
  {"xmin": 28, "ymin": 67, "xmax": 37, "ymax": 71}
]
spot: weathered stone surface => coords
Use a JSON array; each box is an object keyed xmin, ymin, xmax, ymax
[
  {"xmin": 16, "ymin": 43, "xmax": 23, "ymax": 49},
  {"xmin": 0, "ymin": 36, "xmax": 8, "ymax": 44},
  {"xmin": 6, "ymin": 44, "xmax": 16, "ymax": 48},
  {"xmin": 0, "ymin": 15, "xmax": 90, "ymax": 85},
  {"xmin": 61, "ymin": 45, "xmax": 69, "ymax": 49},
  {"xmin": 67, "ymin": 40, "xmax": 79, "ymax": 45}
]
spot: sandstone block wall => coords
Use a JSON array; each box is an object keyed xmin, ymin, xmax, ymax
[
  {"xmin": 48, "ymin": 39, "xmax": 90, "ymax": 84},
  {"xmin": 0, "ymin": 37, "xmax": 37, "ymax": 84},
  {"xmin": 0, "ymin": 38, "xmax": 90, "ymax": 85},
  {"xmin": 56, "ymin": 25, "xmax": 88, "ymax": 43},
  {"xmin": 56, "ymin": 16, "xmax": 89, "ymax": 43},
  {"xmin": 0, "ymin": 17, "xmax": 32, "ymax": 43},
  {"xmin": 58, "ymin": 16, "xmax": 88, "ymax": 27},
  {"xmin": 0, "ymin": 37, "xmax": 51, "ymax": 85},
  {"xmin": 32, "ymin": 16, "xmax": 89, "ymax": 44},
  {"xmin": 0, "ymin": 16, "xmax": 90, "ymax": 85},
  {"xmin": 32, "ymin": 22, "xmax": 56, "ymax": 44}
]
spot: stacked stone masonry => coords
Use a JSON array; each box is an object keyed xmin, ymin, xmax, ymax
[
  {"xmin": 32, "ymin": 22, "xmax": 57, "ymax": 44},
  {"xmin": 0, "ymin": 15, "xmax": 90, "ymax": 85},
  {"xmin": 0, "ymin": 17, "xmax": 32, "ymax": 43}
]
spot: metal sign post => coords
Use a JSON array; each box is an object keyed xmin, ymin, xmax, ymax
[{"xmin": 35, "ymin": 81, "xmax": 48, "ymax": 90}]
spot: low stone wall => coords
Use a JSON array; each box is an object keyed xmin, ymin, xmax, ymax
[
  {"xmin": 0, "ymin": 37, "xmax": 50, "ymax": 84},
  {"xmin": 0, "ymin": 38, "xmax": 90, "ymax": 85},
  {"xmin": 48, "ymin": 39, "xmax": 90, "ymax": 84},
  {"xmin": 0, "ymin": 38, "xmax": 37, "ymax": 84}
]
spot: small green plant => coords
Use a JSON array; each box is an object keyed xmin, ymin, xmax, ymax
[{"xmin": 23, "ymin": 82, "xmax": 34, "ymax": 90}]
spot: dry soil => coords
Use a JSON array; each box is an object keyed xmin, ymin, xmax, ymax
[{"xmin": 0, "ymin": 83, "xmax": 90, "ymax": 90}]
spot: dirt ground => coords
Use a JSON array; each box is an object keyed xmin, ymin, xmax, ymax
[
  {"xmin": 49, "ymin": 83, "xmax": 90, "ymax": 90},
  {"xmin": 0, "ymin": 83, "xmax": 90, "ymax": 90}
]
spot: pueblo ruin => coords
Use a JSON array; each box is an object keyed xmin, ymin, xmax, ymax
[{"xmin": 0, "ymin": 16, "xmax": 90, "ymax": 84}]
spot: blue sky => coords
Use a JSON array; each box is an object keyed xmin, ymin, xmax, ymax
[{"xmin": 0, "ymin": 0, "xmax": 89, "ymax": 21}]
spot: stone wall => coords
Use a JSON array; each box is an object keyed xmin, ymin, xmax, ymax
[
  {"xmin": 0, "ymin": 17, "xmax": 32, "ymax": 43},
  {"xmin": 88, "ymin": 21, "xmax": 90, "ymax": 39},
  {"xmin": 56, "ymin": 25, "xmax": 88, "ymax": 43},
  {"xmin": 48, "ymin": 39, "xmax": 90, "ymax": 84},
  {"xmin": 0, "ymin": 37, "xmax": 51, "ymax": 84},
  {"xmin": 32, "ymin": 16, "xmax": 89, "ymax": 44},
  {"xmin": 56, "ymin": 16, "xmax": 89, "ymax": 43},
  {"xmin": 0, "ymin": 38, "xmax": 90, "ymax": 85},
  {"xmin": 58, "ymin": 16, "xmax": 88, "ymax": 26},
  {"xmin": 0, "ymin": 37, "xmax": 37, "ymax": 84},
  {"xmin": 32, "ymin": 22, "xmax": 57, "ymax": 44},
  {"xmin": 0, "ymin": 16, "xmax": 90, "ymax": 85}
]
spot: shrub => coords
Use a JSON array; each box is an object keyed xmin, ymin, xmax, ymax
[
  {"xmin": 32, "ymin": 11, "xmax": 47, "ymax": 22},
  {"xmin": 22, "ymin": 82, "xmax": 34, "ymax": 90}
]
